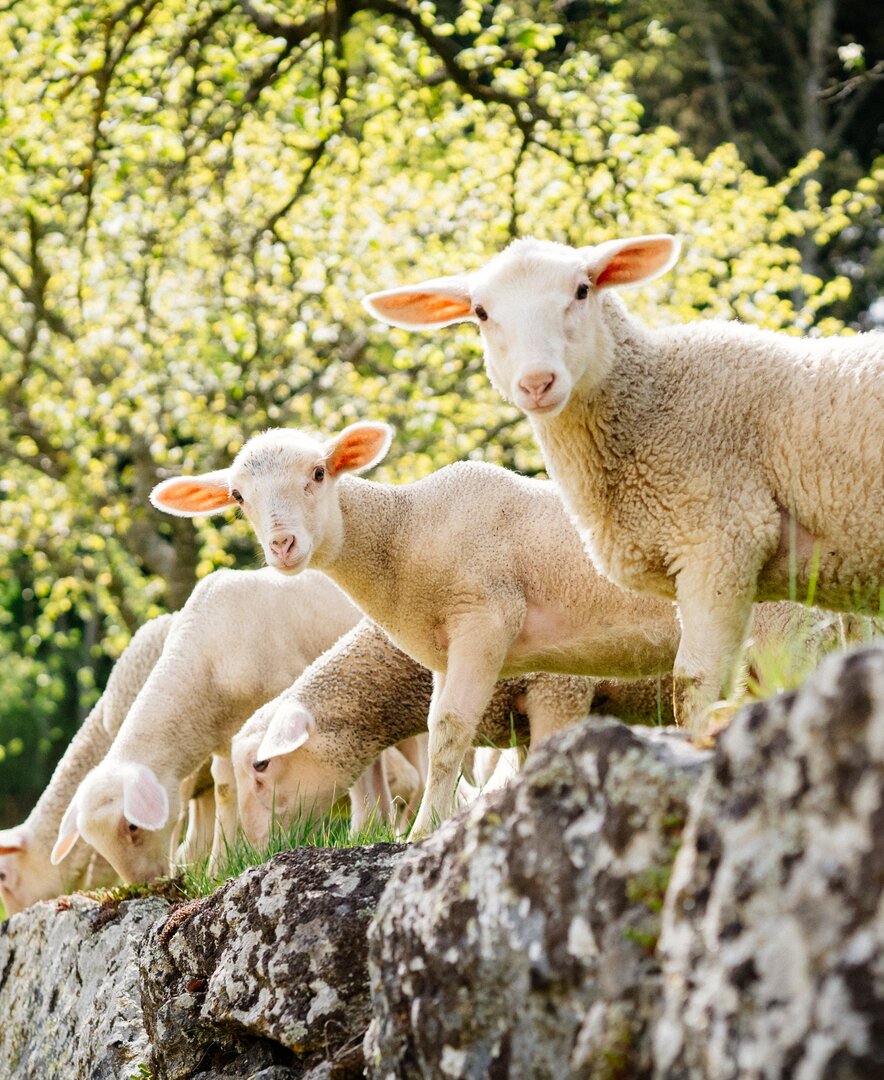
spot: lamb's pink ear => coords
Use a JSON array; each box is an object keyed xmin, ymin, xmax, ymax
[
  {"xmin": 0, "ymin": 827, "xmax": 28, "ymax": 855},
  {"xmin": 149, "ymin": 470, "xmax": 236, "ymax": 517},
  {"xmin": 51, "ymin": 799, "xmax": 81, "ymax": 865},
  {"xmin": 325, "ymin": 422, "xmax": 392, "ymax": 476},
  {"xmin": 362, "ymin": 276, "xmax": 474, "ymax": 330},
  {"xmin": 121, "ymin": 764, "xmax": 170, "ymax": 831},
  {"xmin": 256, "ymin": 704, "xmax": 316, "ymax": 761},
  {"xmin": 584, "ymin": 235, "xmax": 680, "ymax": 290}
]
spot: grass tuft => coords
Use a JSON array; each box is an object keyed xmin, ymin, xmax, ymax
[
  {"xmin": 708, "ymin": 606, "xmax": 883, "ymax": 729},
  {"xmin": 181, "ymin": 803, "xmax": 402, "ymax": 898}
]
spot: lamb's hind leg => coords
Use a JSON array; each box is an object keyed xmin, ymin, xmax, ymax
[{"xmin": 410, "ymin": 624, "xmax": 510, "ymax": 839}]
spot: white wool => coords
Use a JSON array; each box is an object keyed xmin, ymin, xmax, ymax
[
  {"xmin": 54, "ymin": 568, "xmax": 358, "ymax": 884},
  {"xmin": 364, "ymin": 234, "xmax": 884, "ymax": 729}
]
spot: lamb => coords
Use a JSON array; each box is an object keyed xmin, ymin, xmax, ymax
[
  {"xmin": 153, "ymin": 420, "xmax": 775, "ymax": 835},
  {"xmin": 362, "ymin": 235, "xmax": 884, "ymax": 728},
  {"xmin": 232, "ymin": 616, "xmax": 640, "ymax": 847},
  {"xmin": 51, "ymin": 567, "xmax": 360, "ymax": 883},
  {"xmin": 0, "ymin": 614, "xmax": 174, "ymax": 915}
]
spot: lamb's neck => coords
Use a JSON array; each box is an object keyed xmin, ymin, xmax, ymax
[
  {"xmin": 27, "ymin": 700, "xmax": 112, "ymax": 844},
  {"xmin": 316, "ymin": 476, "xmax": 405, "ymax": 621},
  {"xmin": 532, "ymin": 294, "xmax": 655, "ymax": 513},
  {"xmin": 108, "ymin": 672, "xmax": 227, "ymax": 784}
]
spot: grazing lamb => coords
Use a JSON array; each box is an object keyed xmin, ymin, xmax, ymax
[
  {"xmin": 52, "ymin": 568, "xmax": 359, "ymax": 883},
  {"xmin": 155, "ymin": 421, "xmax": 785, "ymax": 835},
  {"xmin": 363, "ymin": 236, "xmax": 884, "ymax": 727},
  {"xmin": 232, "ymin": 616, "xmax": 634, "ymax": 847},
  {"xmin": 0, "ymin": 615, "xmax": 174, "ymax": 915}
]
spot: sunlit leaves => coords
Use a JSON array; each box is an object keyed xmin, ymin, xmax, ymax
[{"xmin": 0, "ymin": 0, "xmax": 881, "ymax": 799}]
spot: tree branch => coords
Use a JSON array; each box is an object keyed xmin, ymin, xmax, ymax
[{"xmin": 238, "ymin": 0, "xmax": 327, "ymax": 47}]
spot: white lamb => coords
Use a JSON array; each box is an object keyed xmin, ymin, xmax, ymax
[
  {"xmin": 51, "ymin": 568, "xmax": 359, "ymax": 883},
  {"xmin": 0, "ymin": 615, "xmax": 174, "ymax": 915},
  {"xmin": 150, "ymin": 421, "xmax": 796, "ymax": 835},
  {"xmin": 233, "ymin": 616, "xmax": 623, "ymax": 847},
  {"xmin": 363, "ymin": 235, "xmax": 884, "ymax": 727}
]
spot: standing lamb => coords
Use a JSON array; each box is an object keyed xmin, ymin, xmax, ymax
[
  {"xmin": 149, "ymin": 422, "xmax": 791, "ymax": 835},
  {"xmin": 362, "ymin": 236, "xmax": 884, "ymax": 727},
  {"xmin": 52, "ymin": 568, "xmax": 360, "ymax": 883},
  {"xmin": 233, "ymin": 616, "xmax": 633, "ymax": 847},
  {"xmin": 0, "ymin": 614, "xmax": 174, "ymax": 915}
]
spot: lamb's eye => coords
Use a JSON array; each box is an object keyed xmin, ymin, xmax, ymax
[
  {"xmin": 231, "ymin": 489, "xmax": 244, "ymax": 504},
  {"xmin": 253, "ymin": 759, "xmax": 269, "ymax": 773},
  {"xmin": 474, "ymin": 305, "xmax": 488, "ymax": 322},
  {"xmin": 575, "ymin": 283, "xmax": 589, "ymax": 300},
  {"xmin": 313, "ymin": 466, "xmax": 325, "ymax": 483},
  {"xmin": 128, "ymin": 822, "xmax": 139, "ymax": 833}
]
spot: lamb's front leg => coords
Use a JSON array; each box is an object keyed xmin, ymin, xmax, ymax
[
  {"xmin": 349, "ymin": 757, "xmax": 393, "ymax": 833},
  {"xmin": 410, "ymin": 627, "xmax": 510, "ymax": 839},
  {"xmin": 207, "ymin": 754, "xmax": 238, "ymax": 875},
  {"xmin": 673, "ymin": 563, "xmax": 757, "ymax": 733}
]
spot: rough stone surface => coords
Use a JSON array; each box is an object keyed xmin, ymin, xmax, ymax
[
  {"xmin": 140, "ymin": 843, "xmax": 408, "ymax": 1080},
  {"xmin": 5, "ymin": 649, "xmax": 884, "ymax": 1079},
  {"xmin": 366, "ymin": 717, "xmax": 711, "ymax": 1080},
  {"xmin": 0, "ymin": 893, "xmax": 169, "ymax": 1079},
  {"xmin": 654, "ymin": 646, "xmax": 884, "ymax": 1080}
]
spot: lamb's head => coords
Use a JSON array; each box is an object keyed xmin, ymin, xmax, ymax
[
  {"xmin": 0, "ymin": 827, "xmax": 44, "ymax": 916},
  {"xmin": 51, "ymin": 761, "xmax": 177, "ymax": 884},
  {"xmin": 232, "ymin": 699, "xmax": 340, "ymax": 848},
  {"xmin": 149, "ymin": 422, "xmax": 392, "ymax": 573},
  {"xmin": 363, "ymin": 234, "xmax": 680, "ymax": 416}
]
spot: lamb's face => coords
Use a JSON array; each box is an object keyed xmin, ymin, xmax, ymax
[
  {"xmin": 52, "ymin": 763, "xmax": 177, "ymax": 885},
  {"xmin": 149, "ymin": 422, "xmax": 393, "ymax": 574},
  {"xmin": 227, "ymin": 431, "xmax": 340, "ymax": 574},
  {"xmin": 0, "ymin": 828, "xmax": 85, "ymax": 914},
  {"xmin": 232, "ymin": 720, "xmax": 338, "ymax": 848},
  {"xmin": 470, "ymin": 241, "xmax": 598, "ymax": 416},
  {"xmin": 0, "ymin": 841, "xmax": 30, "ymax": 915},
  {"xmin": 362, "ymin": 233, "xmax": 680, "ymax": 417}
]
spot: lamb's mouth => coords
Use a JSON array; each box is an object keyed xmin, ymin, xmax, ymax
[
  {"xmin": 267, "ymin": 550, "xmax": 312, "ymax": 573},
  {"xmin": 524, "ymin": 398, "xmax": 567, "ymax": 417}
]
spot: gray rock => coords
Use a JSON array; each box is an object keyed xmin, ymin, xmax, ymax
[
  {"xmin": 365, "ymin": 717, "xmax": 710, "ymax": 1080},
  {"xmin": 140, "ymin": 843, "xmax": 408, "ymax": 1080},
  {"xmin": 0, "ymin": 893, "xmax": 169, "ymax": 1079},
  {"xmin": 654, "ymin": 646, "xmax": 884, "ymax": 1080}
]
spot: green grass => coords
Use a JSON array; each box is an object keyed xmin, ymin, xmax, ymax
[
  {"xmin": 0, "ymin": 894, "xmax": 6, "ymax": 922},
  {"xmin": 180, "ymin": 803, "xmax": 402, "ymax": 898},
  {"xmin": 712, "ymin": 606, "xmax": 883, "ymax": 727}
]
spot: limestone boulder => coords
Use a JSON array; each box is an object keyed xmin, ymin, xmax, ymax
[
  {"xmin": 366, "ymin": 718, "xmax": 710, "ymax": 1079},
  {"xmin": 0, "ymin": 893, "xmax": 168, "ymax": 1078},
  {"xmin": 140, "ymin": 843, "xmax": 407, "ymax": 1080},
  {"xmin": 654, "ymin": 646, "xmax": 884, "ymax": 1080}
]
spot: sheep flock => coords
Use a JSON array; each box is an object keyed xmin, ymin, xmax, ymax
[{"xmin": 1, "ymin": 233, "xmax": 881, "ymax": 919}]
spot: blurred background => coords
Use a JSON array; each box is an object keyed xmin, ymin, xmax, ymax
[{"xmin": 0, "ymin": 0, "xmax": 881, "ymax": 825}]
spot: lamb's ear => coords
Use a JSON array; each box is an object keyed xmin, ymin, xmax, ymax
[
  {"xmin": 0, "ymin": 827, "xmax": 28, "ymax": 855},
  {"xmin": 325, "ymin": 422, "xmax": 393, "ymax": 476},
  {"xmin": 256, "ymin": 704, "xmax": 316, "ymax": 761},
  {"xmin": 121, "ymin": 764, "xmax": 170, "ymax": 831},
  {"xmin": 149, "ymin": 470, "xmax": 236, "ymax": 517},
  {"xmin": 583, "ymin": 235, "xmax": 680, "ymax": 291},
  {"xmin": 362, "ymin": 276, "xmax": 474, "ymax": 330},
  {"xmin": 51, "ymin": 799, "xmax": 81, "ymax": 865}
]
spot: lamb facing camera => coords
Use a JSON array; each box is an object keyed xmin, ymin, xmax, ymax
[{"xmin": 363, "ymin": 234, "xmax": 884, "ymax": 727}]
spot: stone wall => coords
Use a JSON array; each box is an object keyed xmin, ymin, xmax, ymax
[{"xmin": 1, "ymin": 647, "xmax": 881, "ymax": 1079}]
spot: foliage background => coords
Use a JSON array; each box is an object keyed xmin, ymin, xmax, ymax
[{"xmin": 1, "ymin": 0, "xmax": 881, "ymax": 824}]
